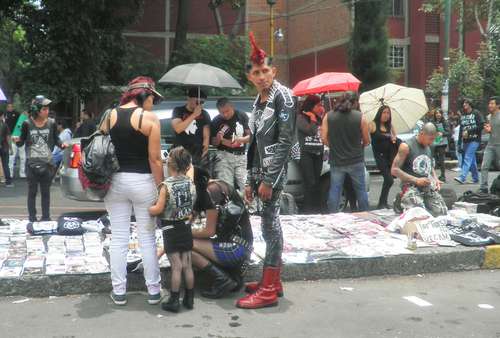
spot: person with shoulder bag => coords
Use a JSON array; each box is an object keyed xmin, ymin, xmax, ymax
[
  {"xmin": 13, "ymin": 96, "xmax": 67, "ymax": 222},
  {"xmin": 102, "ymin": 76, "xmax": 165, "ymax": 306}
]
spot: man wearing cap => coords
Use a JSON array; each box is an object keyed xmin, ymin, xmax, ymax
[
  {"xmin": 13, "ymin": 96, "xmax": 67, "ymax": 222},
  {"xmin": 171, "ymin": 88, "xmax": 211, "ymax": 166},
  {"xmin": 237, "ymin": 32, "xmax": 296, "ymax": 309}
]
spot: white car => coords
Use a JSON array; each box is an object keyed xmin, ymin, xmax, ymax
[{"xmin": 61, "ymin": 99, "xmax": 371, "ymax": 212}]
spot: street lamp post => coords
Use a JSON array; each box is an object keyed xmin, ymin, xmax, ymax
[
  {"xmin": 442, "ymin": 0, "xmax": 451, "ymax": 120},
  {"xmin": 267, "ymin": 0, "xmax": 277, "ymax": 57}
]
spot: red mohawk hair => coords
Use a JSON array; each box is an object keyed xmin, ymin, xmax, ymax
[{"xmin": 249, "ymin": 31, "xmax": 267, "ymax": 65}]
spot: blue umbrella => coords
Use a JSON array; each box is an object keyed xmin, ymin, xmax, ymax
[{"xmin": 0, "ymin": 88, "xmax": 6, "ymax": 101}]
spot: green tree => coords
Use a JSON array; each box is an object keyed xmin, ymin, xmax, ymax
[
  {"xmin": 426, "ymin": 49, "xmax": 484, "ymax": 103},
  {"xmin": 348, "ymin": 0, "xmax": 389, "ymax": 91},
  {"xmin": 0, "ymin": 18, "xmax": 26, "ymax": 100},
  {"xmin": 9, "ymin": 0, "xmax": 143, "ymax": 107}
]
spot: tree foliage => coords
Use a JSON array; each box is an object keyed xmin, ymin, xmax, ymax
[
  {"xmin": 348, "ymin": 0, "xmax": 389, "ymax": 91},
  {"xmin": 426, "ymin": 49, "xmax": 484, "ymax": 103},
  {"xmin": 14, "ymin": 0, "xmax": 144, "ymax": 103}
]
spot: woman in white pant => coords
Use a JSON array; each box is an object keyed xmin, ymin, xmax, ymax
[{"xmin": 102, "ymin": 76, "xmax": 164, "ymax": 306}]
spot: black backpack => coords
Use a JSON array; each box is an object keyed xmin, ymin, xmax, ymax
[
  {"xmin": 458, "ymin": 190, "xmax": 500, "ymax": 214},
  {"xmin": 490, "ymin": 174, "xmax": 500, "ymax": 196},
  {"xmin": 79, "ymin": 110, "xmax": 120, "ymax": 197}
]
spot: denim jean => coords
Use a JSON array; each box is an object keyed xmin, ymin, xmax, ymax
[
  {"xmin": 480, "ymin": 145, "xmax": 500, "ymax": 190},
  {"xmin": 328, "ymin": 162, "xmax": 369, "ymax": 213},
  {"xmin": 458, "ymin": 141, "xmax": 479, "ymax": 182}
]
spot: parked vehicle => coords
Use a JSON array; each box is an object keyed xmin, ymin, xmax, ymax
[{"xmin": 61, "ymin": 99, "xmax": 371, "ymax": 212}]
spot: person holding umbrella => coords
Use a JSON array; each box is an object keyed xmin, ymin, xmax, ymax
[
  {"xmin": 237, "ymin": 32, "xmax": 296, "ymax": 309},
  {"xmin": 297, "ymin": 95, "xmax": 325, "ymax": 214},
  {"xmin": 171, "ymin": 88, "xmax": 211, "ymax": 166},
  {"xmin": 369, "ymin": 105, "xmax": 399, "ymax": 209}
]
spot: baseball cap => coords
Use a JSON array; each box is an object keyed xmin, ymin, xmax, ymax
[{"xmin": 34, "ymin": 95, "xmax": 52, "ymax": 106}]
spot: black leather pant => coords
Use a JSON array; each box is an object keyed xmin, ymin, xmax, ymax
[{"xmin": 260, "ymin": 187, "xmax": 283, "ymax": 267}]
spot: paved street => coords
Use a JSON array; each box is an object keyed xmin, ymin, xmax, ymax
[
  {"xmin": 0, "ymin": 168, "xmax": 496, "ymax": 219},
  {"xmin": 0, "ymin": 270, "xmax": 499, "ymax": 338}
]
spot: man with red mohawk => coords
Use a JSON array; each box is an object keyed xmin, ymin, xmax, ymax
[{"xmin": 237, "ymin": 32, "xmax": 296, "ymax": 309}]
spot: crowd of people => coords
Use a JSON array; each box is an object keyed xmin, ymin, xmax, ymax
[
  {"xmin": 0, "ymin": 100, "xmax": 98, "ymax": 222},
  {"xmin": 0, "ymin": 31, "xmax": 499, "ymax": 313}
]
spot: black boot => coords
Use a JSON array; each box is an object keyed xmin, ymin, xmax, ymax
[
  {"xmin": 201, "ymin": 263, "xmax": 238, "ymax": 299},
  {"xmin": 161, "ymin": 291, "xmax": 180, "ymax": 313},
  {"xmin": 182, "ymin": 289, "xmax": 194, "ymax": 310}
]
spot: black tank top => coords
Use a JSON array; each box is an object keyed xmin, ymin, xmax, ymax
[
  {"xmin": 371, "ymin": 123, "xmax": 392, "ymax": 155},
  {"xmin": 110, "ymin": 107, "xmax": 151, "ymax": 174}
]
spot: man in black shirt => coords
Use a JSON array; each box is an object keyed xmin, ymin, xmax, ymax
[
  {"xmin": 171, "ymin": 88, "xmax": 211, "ymax": 166},
  {"xmin": 211, "ymin": 97, "xmax": 251, "ymax": 191},
  {"xmin": 74, "ymin": 110, "xmax": 96, "ymax": 138}
]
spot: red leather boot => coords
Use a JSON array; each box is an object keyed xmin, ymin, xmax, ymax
[
  {"xmin": 236, "ymin": 266, "xmax": 279, "ymax": 309},
  {"xmin": 244, "ymin": 267, "xmax": 284, "ymax": 297}
]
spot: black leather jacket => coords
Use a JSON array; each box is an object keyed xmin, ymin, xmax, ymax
[{"xmin": 247, "ymin": 81, "xmax": 298, "ymax": 189}]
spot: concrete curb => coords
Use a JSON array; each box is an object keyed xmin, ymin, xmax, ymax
[{"xmin": 0, "ymin": 246, "xmax": 486, "ymax": 298}]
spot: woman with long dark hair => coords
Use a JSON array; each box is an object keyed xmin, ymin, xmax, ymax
[
  {"xmin": 370, "ymin": 105, "xmax": 399, "ymax": 209},
  {"xmin": 297, "ymin": 95, "xmax": 325, "ymax": 214}
]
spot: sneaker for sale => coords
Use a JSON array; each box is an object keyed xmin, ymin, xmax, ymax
[
  {"xmin": 148, "ymin": 292, "xmax": 161, "ymax": 305},
  {"xmin": 110, "ymin": 292, "xmax": 127, "ymax": 306}
]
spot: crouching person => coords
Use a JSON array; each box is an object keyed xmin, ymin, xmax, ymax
[
  {"xmin": 391, "ymin": 122, "xmax": 447, "ymax": 216},
  {"xmin": 191, "ymin": 167, "xmax": 253, "ymax": 299}
]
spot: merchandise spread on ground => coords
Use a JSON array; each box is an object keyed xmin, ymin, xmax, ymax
[{"xmin": 0, "ymin": 207, "xmax": 499, "ymax": 278}]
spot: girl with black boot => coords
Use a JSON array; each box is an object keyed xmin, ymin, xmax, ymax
[{"xmin": 149, "ymin": 147, "xmax": 196, "ymax": 312}]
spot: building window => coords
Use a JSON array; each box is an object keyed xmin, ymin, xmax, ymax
[
  {"xmin": 388, "ymin": 45, "xmax": 405, "ymax": 69},
  {"xmin": 388, "ymin": 0, "xmax": 404, "ymax": 17}
]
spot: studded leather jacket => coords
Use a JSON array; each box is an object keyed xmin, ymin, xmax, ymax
[{"xmin": 246, "ymin": 81, "xmax": 298, "ymax": 189}]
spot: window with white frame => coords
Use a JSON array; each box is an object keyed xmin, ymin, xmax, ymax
[
  {"xmin": 388, "ymin": 45, "xmax": 405, "ymax": 69},
  {"xmin": 388, "ymin": 0, "xmax": 405, "ymax": 17}
]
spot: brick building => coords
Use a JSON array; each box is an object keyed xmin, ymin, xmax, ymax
[{"xmin": 124, "ymin": 0, "xmax": 483, "ymax": 90}]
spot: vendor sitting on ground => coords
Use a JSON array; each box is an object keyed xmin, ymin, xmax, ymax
[
  {"xmin": 391, "ymin": 122, "xmax": 447, "ymax": 216},
  {"xmin": 191, "ymin": 167, "xmax": 253, "ymax": 299}
]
